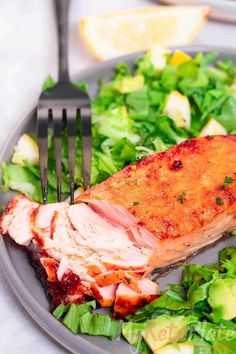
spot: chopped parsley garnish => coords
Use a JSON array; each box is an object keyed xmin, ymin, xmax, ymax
[
  {"xmin": 125, "ymin": 179, "xmax": 138, "ymax": 186},
  {"xmin": 177, "ymin": 192, "xmax": 186, "ymax": 204},
  {"xmin": 132, "ymin": 179, "xmax": 138, "ymax": 186},
  {"xmin": 124, "ymin": 276, "xmax": 131, "ymax": 284},
  {"xmin": 133, "ymin": 201, "xmax": 140, "ymax": 206},
  {"xmin": 222, "ymin": 176, "xmax": 234, "ymax": 188},
  {"xmin": 216, "ymin": 197, "xmax": 224, "ymax": 205}
]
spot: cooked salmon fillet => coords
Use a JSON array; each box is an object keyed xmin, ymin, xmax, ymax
[
  {"xmin": 1, "ymin": 135, "xmax": 236, "ymax": 317},
  {"xmin": 77, "ymin": 135, "xmax": 236, "ymax": 268}
]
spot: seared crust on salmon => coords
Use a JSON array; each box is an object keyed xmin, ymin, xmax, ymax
[
  {"xmin": 1, "ymin": 135, "xmax": 236, "ymax": 316},
  {"xmin": 77, "ymin": 135, "xmax": 236, "ymax": 239}
]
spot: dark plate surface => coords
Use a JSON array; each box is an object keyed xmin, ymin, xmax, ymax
[{"xmin": 0, "ymin": 46, "xmax": 236, "ymax": 354}]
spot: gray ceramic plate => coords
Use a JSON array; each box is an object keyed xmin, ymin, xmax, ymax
[
  {"xmin": 0, "ymin": 46, "xmax": 236, "ymax": 354},
  {"xmin": 157, "ymin": 0, "xmax": 236, "ymax": 23}
]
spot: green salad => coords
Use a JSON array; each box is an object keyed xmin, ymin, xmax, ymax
[
  {"xmin": 53, "ymin": 246, "xmax": 236, "ymax": 354},
  {"xmin": 1, "ymin": 48, "xmax": 236, "ymax": 202}
]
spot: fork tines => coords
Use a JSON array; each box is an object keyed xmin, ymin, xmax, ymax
[{"xmin": 37, "ymin": 93, "xmax": 91, "ymax": 205}]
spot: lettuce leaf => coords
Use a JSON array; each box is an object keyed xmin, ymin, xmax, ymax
[
  {"xmin": 53, "ymin": 301, "xmax": 120, "ymax": 339},
  {"xmin": 217, "ymin": 98, "xmax": 236, "ymax": 132},
  {"xmin": 219, "ymin": 247, "xmax": 236, "ymax": 277},
  {"xmin": 79, "ymin": 312, "xmax": 121, "ymax": 340}
]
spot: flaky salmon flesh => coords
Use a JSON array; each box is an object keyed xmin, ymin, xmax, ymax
[{"xmin": 1, "ymin": 135, "xmax": 236, "ymax": 318}]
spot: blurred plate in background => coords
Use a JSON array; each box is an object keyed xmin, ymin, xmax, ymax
[{"xmin": 157, "ymin": 0, "xmax": 236, "ymax": 23}]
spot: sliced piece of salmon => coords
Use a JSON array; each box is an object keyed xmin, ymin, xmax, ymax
[
  {"xmin": 31, "ymin": 202, "xmax": 68, "ymax": 240},
  {"xmin": 0, "ymin": 194, "xmax": 38, "ymax": 245},
  {"xmin": 1, "ymin": 135, "xmax": 236, "ymax": 317},
  {"xmin": 114, "ymin": 279, "xmax": 159, "ymax": 319},
  {"xmin": 87, "ymin": 283, "xmax": 117, "ymax": 307}
]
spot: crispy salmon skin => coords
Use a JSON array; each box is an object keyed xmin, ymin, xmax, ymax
[{"xmin": 1, "ymin": 135, "xmax": 236, "ymax": 317}]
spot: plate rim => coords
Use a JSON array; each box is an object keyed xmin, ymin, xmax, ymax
[{"xmin": 1, "ymin": 45, "xmax": 236, "ymax": 354}]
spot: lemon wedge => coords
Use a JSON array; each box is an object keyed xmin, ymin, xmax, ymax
[
  {"xmin": 164, "ymin": 90, "xmax": 191, "ymax": 129},
  {"xmin": 80, "ymin": 6, "xmax": 210, "ymax": 60},
  {"xmin": 154, "ymin": 343, "xmax": 194, "ymax": 354},
  {"xmin": 199, "ymin": 118, "xmax": 227, "ymax": 137},
  {"xmin": 12, "ymin": 133, "xmax": 39, "ymax": 165}
]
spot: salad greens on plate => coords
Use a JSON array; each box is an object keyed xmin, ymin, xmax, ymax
[{"xmin": 1, "ymin": 47, "xmax": 236, "ymax": 202}]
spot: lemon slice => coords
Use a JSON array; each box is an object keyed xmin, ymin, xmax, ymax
[
  {"xmin": 80, "ymin": 6, "xmax": 210, "ymax": 60},
  {"xmin": 12, "ymin": 133, "xmax": 39, "ymax": 165}
]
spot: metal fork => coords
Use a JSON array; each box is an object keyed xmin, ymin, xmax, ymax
[{"xmin": 37, "ymin": 0, "xmax": 91, "ymax": 204}]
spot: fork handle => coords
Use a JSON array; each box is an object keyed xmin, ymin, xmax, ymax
[{"xmin": 55, "ymin": 0, "xmax": 70, "ymax": 82}]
